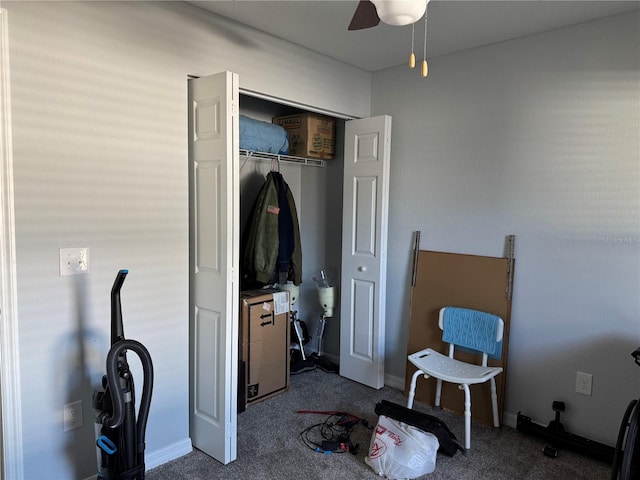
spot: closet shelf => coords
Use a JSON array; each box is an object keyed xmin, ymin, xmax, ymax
[{"xmin": 239, "ymin": 149, "xmax": 325, "ymax": 168}]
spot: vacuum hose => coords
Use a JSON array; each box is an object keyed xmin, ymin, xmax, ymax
[{"xmin": 103, "ymin": 339, "xmax": 154, "ymax": 454}]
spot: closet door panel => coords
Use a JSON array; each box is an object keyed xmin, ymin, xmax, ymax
[
  {"xmin": 340, "ymin": 115, "xmax": 392, "ymax": 389},
  {"xmin": 189, "ymin": 71, "xmax": 239, "ymax": 465}
]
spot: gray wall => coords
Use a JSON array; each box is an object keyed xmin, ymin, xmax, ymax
[
  {"xmin": 372, "ymin": 11, "xmax": 640, "ymax": 446},
  {"xmin": 3, "ymin": 1, "xmax": 639, "ymax": 477},
  {"xmin": 3, "ymin": 2, "xmax": 370, "ymax": 478}
]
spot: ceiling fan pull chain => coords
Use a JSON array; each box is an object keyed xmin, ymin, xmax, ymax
[
  {"xmin": 421, "ymin": 7, "xmax": 429, "ymax": 78},
  {"xmin": 409, "ymin": 23, "xmax": 416, "ymax": 68}
]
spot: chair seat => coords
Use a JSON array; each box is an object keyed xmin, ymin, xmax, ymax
[{"xmin": 408, "ymin": 348, "xmax": 503, "ymax": 385}]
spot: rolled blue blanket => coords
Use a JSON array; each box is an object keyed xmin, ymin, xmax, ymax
[{"xmin": 240, "ymin": 115, "xmax": 289, "ymax": 154}]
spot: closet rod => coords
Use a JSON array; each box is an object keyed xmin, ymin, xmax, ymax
[{"xmin": 239, "ymin": 149, "xmax": 325, "ymax": 168}]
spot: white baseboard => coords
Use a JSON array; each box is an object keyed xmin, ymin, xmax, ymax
[
  {"xmin": 322, "ymin": 351, "xmax": 339, "ymax": 365},
  {"xmin": 82, "ymin": 437, "xmax": 193, "ymax": 480},
  {"xmin": 383, "ymin": 372, "xmax": 405, "ymax": 390},
  {"xmin": 146, "ymin": 437, "xmax": 193, "ymax": 470},
  {"xmin": 323, "ymin": 359, "xmax": 405, "ymax": 392},
  {"xmin": 502, "ymin": 410, "xmax": 518, "ymax": 429}
]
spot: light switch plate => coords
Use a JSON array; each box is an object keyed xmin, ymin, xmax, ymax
[{"xmin": 59, "ymin": 247, "xmax": 90, "ymax": 276}]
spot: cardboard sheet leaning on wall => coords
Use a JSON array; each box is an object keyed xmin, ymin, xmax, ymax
[{"xmin": 404, "ymin": 234, "xmax": 515, "ymax": 427}]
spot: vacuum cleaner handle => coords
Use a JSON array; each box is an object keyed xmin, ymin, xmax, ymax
[{"xmin": 110, "ymin": 269, "xmax": 128, "ymax": 345}]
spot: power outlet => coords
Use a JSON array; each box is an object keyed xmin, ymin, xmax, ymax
[
  {"xmin": 576, "ymin": 371, "xmax": 593, "ymax": 396},
  {"xmin": 63, "ymin": 400, "xmax": 83, "ymax": 431}
]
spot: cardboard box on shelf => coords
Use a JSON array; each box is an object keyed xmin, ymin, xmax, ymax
[
  {"xmin": 272, "ymin": 113, "xmax": 335, "ymax": 159},
  {"xmin": 239, "ymin": 289, "xmax": 290, "ymax": 410}
]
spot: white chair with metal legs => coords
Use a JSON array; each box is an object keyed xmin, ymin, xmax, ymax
[{"xmin": 407, "ymin": 306, "xmax": 504, "ymax": 450}]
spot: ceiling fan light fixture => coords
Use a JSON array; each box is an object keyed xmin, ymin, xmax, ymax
[{"xmin": 371, "ymin": 0, "xmax": 428, "ymax": 26}]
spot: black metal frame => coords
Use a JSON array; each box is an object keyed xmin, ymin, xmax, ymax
[
  {"xmin": 516, "ymin": 407, "xmax": 614, "ymax": 464},
  {"xmin": 610, "ymin": 347, "xmax": 640, "ymax": 480}
]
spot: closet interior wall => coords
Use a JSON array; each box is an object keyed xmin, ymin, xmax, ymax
[{"xmin": 239, "ymin": 95, "xmax": 345, "ymax": 361}]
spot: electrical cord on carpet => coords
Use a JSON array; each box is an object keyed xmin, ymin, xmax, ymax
[{"xmin": 297, "ymin": 410, "xmax": 372, "ymax": 455}]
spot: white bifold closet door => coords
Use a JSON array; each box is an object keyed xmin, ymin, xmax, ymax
[
  {"xmin": 188, "ymin": 71, "xmax": 240, "ymax": 465},
  {"xmin": 339, "ymin": 115, "xmax": 391, "ymax": 390},
  {"xmin": 188, "ymin": 70, "xmax": 391, "ymax": 465}
]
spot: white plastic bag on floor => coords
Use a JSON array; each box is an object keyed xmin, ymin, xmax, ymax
[{"xmin": 365, "ymin": 415, "xmax": 439, "ymax": 480}]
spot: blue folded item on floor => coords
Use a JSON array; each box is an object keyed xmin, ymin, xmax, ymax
[{"xmin": 239, "ymin": 115, "xmax": 289, "ymax": 154}]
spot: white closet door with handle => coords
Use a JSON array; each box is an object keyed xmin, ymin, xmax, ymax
[
  {"xmin": 340, "ymin": 115, "xmax": 391, "ymax": 389},
  {"xmin": 188, "ymin": 71, "xmax": 239, "ymax": 464}
]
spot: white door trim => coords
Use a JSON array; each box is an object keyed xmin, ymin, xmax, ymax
[
  {"xmin": 0, "ymin": 8, "xmax": 24, "ymax": 480},
  {"xmin": 238, "ymin": 88, "xmax": 358, "ymax": 121}
]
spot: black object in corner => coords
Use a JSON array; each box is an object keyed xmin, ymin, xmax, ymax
[{"xmin": 516, "ymin": 401, "xmax": 614, "ymax": 465}]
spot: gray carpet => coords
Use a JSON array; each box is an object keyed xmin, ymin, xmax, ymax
[{"xmin": 147, "ymin": 369, "xmax": 612, "ymax": 479}]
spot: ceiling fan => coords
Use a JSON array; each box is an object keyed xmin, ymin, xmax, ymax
[
  {"xmin": 348, "ymin": 0, "xmax": 428, "ymax": 30},
  {"xmin": 348, "ymin": 0, "xmax": 431, "ymax": 77}
]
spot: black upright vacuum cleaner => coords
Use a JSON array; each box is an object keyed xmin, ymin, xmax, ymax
[{"xmin": 93, "ymin": 270, "xmax": 154, "ymax": 480}]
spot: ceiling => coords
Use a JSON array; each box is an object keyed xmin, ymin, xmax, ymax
[{"xmin": 188, "ymin": 0, "xmax": 639, "ymax": 72}]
